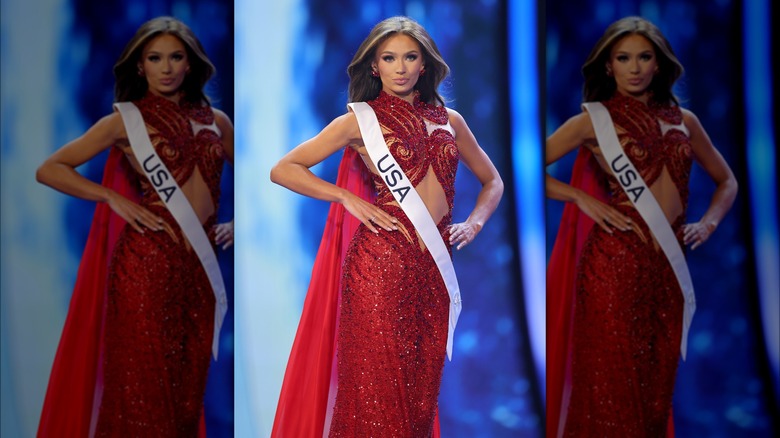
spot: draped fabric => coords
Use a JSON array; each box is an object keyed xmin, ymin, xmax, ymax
[
  {"xmin": 547, "ymin": 94, "xmax": 689, "ymax": 437},
  {"xmin": 38, "ymin": 148, "xmax": 137, "ymax": 437},
  {"xmin": 546, "ymin": 147, "xmax": 605, "ymax": 438},
  {"xmin": 271, "ymin": 147, "xmax": 374, "ymax": 437},
  {"xmin": 38, "ymin": 92, "xmax": 224, "ymax": 437},
  {"xmin": 271, "ymin": 146, "xmax": 444, "ymax": 438}
]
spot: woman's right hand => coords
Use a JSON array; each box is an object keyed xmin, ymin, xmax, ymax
[
  {"xmin": 574, "ymin": 191, "xmax": 632, "ymax": 234},
  {"xmin": 341, "ymin": 191, "xmax": 398, "ymax": 234},
  {"xmin": 106, "ymin": 190, "xmax": 164, "ymax": 233}
]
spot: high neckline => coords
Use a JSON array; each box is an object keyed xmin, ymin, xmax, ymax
[
  {"xmin": 373, "ymin": 90, "xmax": 449, "ymax": 125},
  {"xmin": 137, "ymin": 91, "xmax": 214, "ymax": 124},
  {"xmin": 377, "ymin": 90, "xmax": 419, "ymax": 108},
  {"xmin": 607, "ymin": 92, "xmax": 681, "ymax": 124}
]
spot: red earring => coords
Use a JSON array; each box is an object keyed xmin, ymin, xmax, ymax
[
  {"xmin": 420, "ymin": 67, "xmax": 426, "ymax": 76},
  {"xmin": 371, "ymin": 69, "xmax": 379, "ymax": 77}
]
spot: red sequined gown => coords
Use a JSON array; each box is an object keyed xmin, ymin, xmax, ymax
[
  {"xmin": 557, "ymin": 94, "xmax": 693, "ymax": 437},
  {"xmin": 328, "ymin": 91, "xmax": 459, "ymax": 437},
  {"xmin": 92, "ymin": 93, "xmax": 225, "ymax": 436}
]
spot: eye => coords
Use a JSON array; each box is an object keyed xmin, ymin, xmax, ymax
[
  {"xmin": 382, "ymin": 55, "xmax": 394, "ymax": 62},
  {"xmin": 406, "ymin": 54, "xmax": 418, "ymax": 61},
  {"xmin": 616, "ymin": 55, "xmax": 628, "ymax": 62},
  {"xmin": 147, "ymin": 55, "xmax": 160, "ymax": 62},
  {"xmin": 172, "ymin": 53, "xmax": 185, "ymax": 61},
  {"xmin": 640, "ymin": 53, "xmax": 654, "ymax": 61}
]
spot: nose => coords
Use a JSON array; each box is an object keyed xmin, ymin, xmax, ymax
[
  {"xmin": 162, "ymin": 58, "xmax": 172, "ymax": 73},
  {"xmin": 396, "ymin": 60, "xmax": 407, "ymax": 74},
  {"xmin": 629, "ymin": 58, "xmax": 640, "ymax": 73}
]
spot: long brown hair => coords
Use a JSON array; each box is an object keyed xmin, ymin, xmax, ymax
[
  {"xmin": 582, "ymin": 16, "xmax": 684, "ymax": 105},
  {"xmin": 113, "ymin": 16, "xmax": 215, "ymax": 104},
  {"xmin": 347, "ymin": 16, "xmax": 449, "ymax": 105}
]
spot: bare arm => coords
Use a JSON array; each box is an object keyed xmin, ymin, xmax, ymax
[
  {"xmin": 36, "ymin": 112, "xmax": 162, "ymax": 233},
  {"xmin": 212, "ymin": 108, "xmax": 235, "ymax": 249},
  {"xmin": 214, "ymin": 108, "xmax": 235, "ymax": 165},
  {"xmin": 681, "ymin": 109, "xmax": 738, "ymax": 249},
  {"xmin": 447, "ymin": 108, "xmax": 504, "ymax": 250},
  {"xmin": 546, "ymin": 111, "xmax": 632, "ymax": 234},
  {"xmin": 269, "ymin": 112, "xmax": 397, "ymax": 234}
]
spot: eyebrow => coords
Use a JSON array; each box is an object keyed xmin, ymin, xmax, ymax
[
  {"xmin": 614, "ymin": 49, "xmax": 654, "ymax": 55},
  {"xmin": 380, "ymin": 50, "xmax": 420, "ymax": 55},
  {"xmin": 144, "ymin": 49, "xmax": 186, "ymax": 55}
]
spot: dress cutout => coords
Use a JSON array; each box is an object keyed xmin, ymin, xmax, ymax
[
  {"xmin": 326, "ymin": 91, "xmax": 458, "ymax": 438},
  {"xmin": 550, "ymin": 93, "xmax": 693, "ymax": 437},
  {"xmin": 38, "ymin": 92, "xmax": 225, "ymax": 437}
]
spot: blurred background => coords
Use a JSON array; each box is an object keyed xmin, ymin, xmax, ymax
[
  {"xmin": 545, "ymin": 0, "xmax": 778, "ymax": 436},
  {"xmin": 3, "ymin": 0, "xmax": 776, "ymax": 437},
  {"xmin": 0, "ymin": 0, "xmax": 234, "ymax": 436},
  {"xmin": 234, "ymin": 1, "xmax": 544, "ymax": 437}
]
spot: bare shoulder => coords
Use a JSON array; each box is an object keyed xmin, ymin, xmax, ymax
[
  {"xmin": 566, "ymin": 110, "xmax": 595, "ymax": 136},
  {"xmin": 445, "ymin": 107, "xmax": 471, "ymax": 140},
  {"xmin": 546, "ymin": 110, "xmax": 596, "ymax": 163},
  {"xmin": 680, "ymin": 107, "xmax": 702, "ymax": 129},
  {"xmin": 98, "ymin": 111, "xmax": 128, "ymax": 142},
  {"xmin": 212, "ymin": 107, "xmax": 233, "ymax": 125},
  {"xmin": 332, "ymin": 110, "xmax": 363, "ymax": 144},
  {"xmin": 445, "ymin": 107, "xmax": 466, "ymax": 127},
  {"xmin": 551, "ymin": 110, "xmax": 596, "ymax": 140},
  {"xmin": 211, "ymin": 107, "xmax": 234, "ymax": 134}
]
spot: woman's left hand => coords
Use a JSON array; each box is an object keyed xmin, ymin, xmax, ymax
[
  {"xmin": 214, "ymin": 220, "xmax": 234, "ymax": 250},
  {"xmin": 683, "ymin": 221, "xmax": 716, "ymax": 250},
  {"xmin": 449, "ymin": 221, "xmax": 482, "ymax": 250}
]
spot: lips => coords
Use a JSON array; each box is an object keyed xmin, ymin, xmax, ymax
[
  {"xmin": 393, "ymin": 78, "xmax": 409, "ymax": 85},
  {"xmin": 159, "ymin": 78, "xmax": 176, "ymax": 86},
  {"xmin": 628, "ymin": 78, "xmax": 644, "ymax": 86}
]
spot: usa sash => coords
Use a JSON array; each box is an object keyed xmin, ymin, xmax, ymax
[
  {"xmin": 584, "ymin": 101, "xmax": 696, "ymax": 360},
  {"xmin": 115, "ymin": 102, "xmax": 228, "ymax": 360},
  {"xmin": 348, "ymin": 102, "xmax": 462, "ymax": 360}
]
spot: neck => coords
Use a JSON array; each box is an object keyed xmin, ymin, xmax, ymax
[{"xmin": 616, "ymin": 89, "xmax": 650, "ymax": 105}]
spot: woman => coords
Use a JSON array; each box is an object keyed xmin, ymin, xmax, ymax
[
  {"xmin": 546, "ymin": 16, "xmax": 737, "ymax": 437},
  {"xmin": 36, "ymin": 16, "xmax": 233, "ymax": 437},
  {"xmin": 270, "ymin": 16, "xmax": 503, "ymax": 437}
]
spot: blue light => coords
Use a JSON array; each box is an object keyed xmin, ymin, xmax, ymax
[
  {"xmin": 508, "ymin": 0, "xmax": 545, "ymax": 398},
  {"xmin": 744, "ymin": 0, "xmax": 779, "ymax": 400}
]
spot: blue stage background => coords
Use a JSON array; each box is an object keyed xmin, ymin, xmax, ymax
[
  {"xmin": 545, "ymin": 0, "xmax": 778, "ymax": 436},
  {"xmin": 234, "ymin": 1, "xmax": 543, "ymax": 437},
  {"xmin": 0, "ymin": 1, "xmax": 235, "ymax": 436}
]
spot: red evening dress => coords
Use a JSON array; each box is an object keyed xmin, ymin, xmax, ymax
[
  {"xmin": 272, "ymin": 91, "xmax": 458, "ymax": 438},
  {"xmin": 547, "ymin": 93, "xmax": 693, "ymax": 437},
  {"xmin": 38, "ymin": 92, "xmax": 226, "ymax": 437}
]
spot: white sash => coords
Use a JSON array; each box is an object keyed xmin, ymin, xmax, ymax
[
  {"xmin": 348, "ymin": 102, "xmax": 462, "ymax": 360},
  {"xmin": 583, "ymin": 101, "xmax": 695, "ymax": 360},
  {"xmin": 114, "ymin": 102, "xmax": 227, "ymax": 360}
]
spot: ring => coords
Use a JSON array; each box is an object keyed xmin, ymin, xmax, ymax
[{"xmin": 369, "ymin": 216, "xmax": 376, "ymax": 222}]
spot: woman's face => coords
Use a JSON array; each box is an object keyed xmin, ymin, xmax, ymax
[
  {"xmin": 607, "ymin": 34, "xmax": 658, "ymax": 102},
  {"xmin": 372, "ymin": 34, "xmax": 424, "ymax": 104},
  {"xmin": 138, "ymin": 34, "xmax": 190, "ymax": 102}
]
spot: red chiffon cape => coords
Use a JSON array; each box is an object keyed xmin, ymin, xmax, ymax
[
  {"xmin": 38, "ymin": 148, "xmax": 135, "ymax": 437},
  {"xmin": 546, "ymin": 147, "xmax": 675, "ymax": 437},
  {"xmin": 546, "ymin": 147, "xmax": 604, "ymax": 438},
  {"xmin": 37, "ymin": 148, "xmax": 207, "ymax": 437},
  {"xmin": 271, "ymin": 147, "xmax": 442, "ymax": 437}
]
